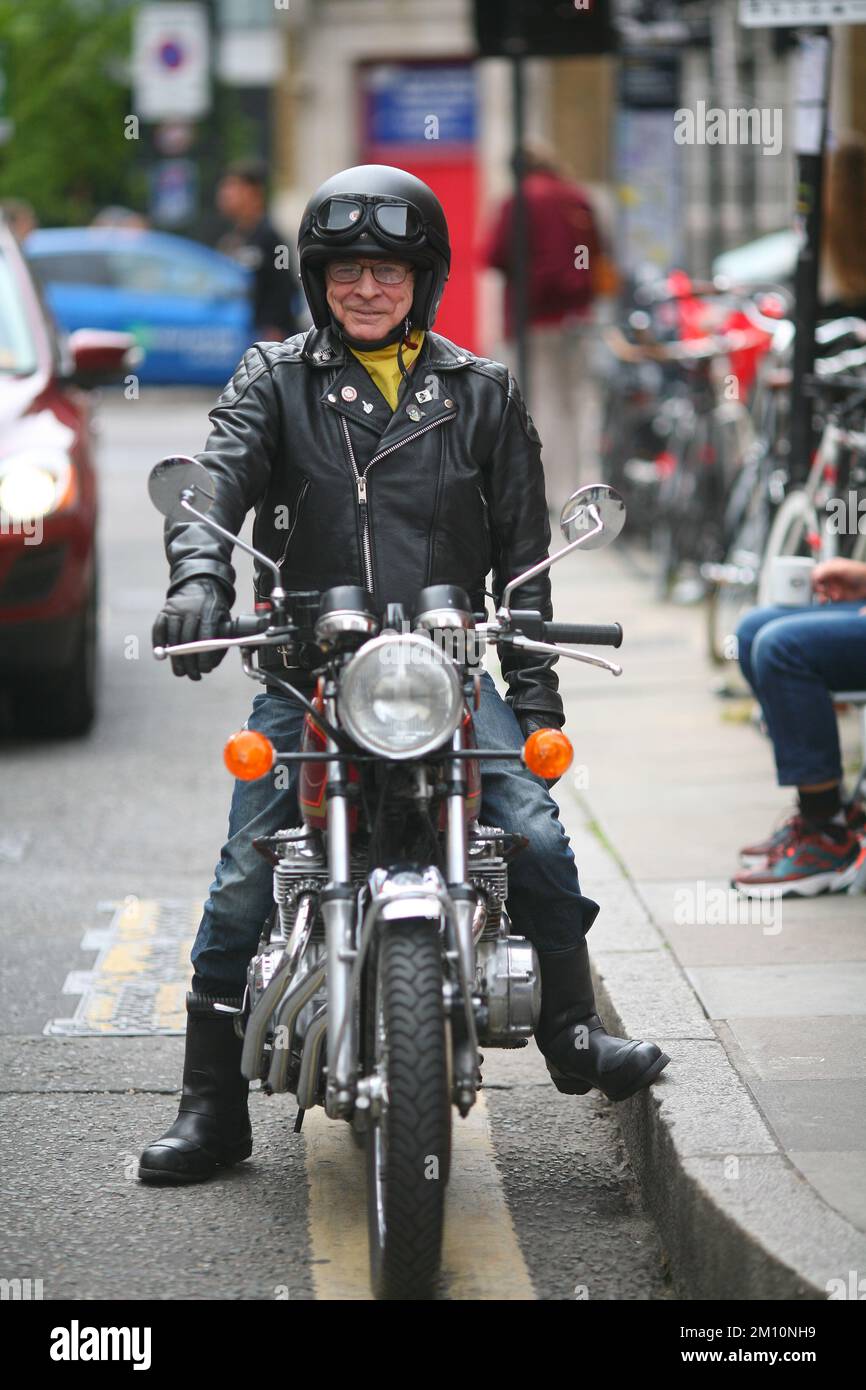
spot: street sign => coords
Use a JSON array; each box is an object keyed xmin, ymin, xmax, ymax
[
  {"xmin": 133, "ymin": 3, "xmax": 210, "ymax": 121},
  {"xmin": 740, "ymin": 1, "xmax": 866, "ymax": 24},
  {"xmin": 362, "ymin": 64, "xmax": 477, "ymax": 148}
]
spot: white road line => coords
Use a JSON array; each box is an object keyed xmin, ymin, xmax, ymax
[{"xmin": 304, "ymin": 1093, "xmax": 536, "ymax": 1301}]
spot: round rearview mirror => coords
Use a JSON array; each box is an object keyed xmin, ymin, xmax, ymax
[
  {"xmin": 560, "ymin": 484, "xmax": 626, "ymax": 550},
  {"xmin": 148, "ymin": 455, "xmax": 215, "ymax": 523}
]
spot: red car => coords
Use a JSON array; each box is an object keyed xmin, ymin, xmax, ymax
[{"xmin": 0, "ymin": 219, "xmax": 132, "ymax": 736}]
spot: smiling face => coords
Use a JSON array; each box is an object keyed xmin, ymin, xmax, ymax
[{"xmin": 325, "ymin": 257, "xmax": 415, "ymax": 341}]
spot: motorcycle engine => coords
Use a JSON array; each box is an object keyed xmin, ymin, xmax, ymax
[{"xmin": 468, "ymin": 826, "xmax": 541, "ymax": 1047}]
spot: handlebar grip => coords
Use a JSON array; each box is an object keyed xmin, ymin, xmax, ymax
[
  {"xmin": 543, "ymin": 622, "xmax": 623, "ymax": 648},
  {"xmin": 223, "ymin": 614, "xmax": 271, "ymax": 639}
]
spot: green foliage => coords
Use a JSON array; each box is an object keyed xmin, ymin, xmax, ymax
[{"xmin": 0, "ymin": 0, "xmax": 138, "ymax": 227}]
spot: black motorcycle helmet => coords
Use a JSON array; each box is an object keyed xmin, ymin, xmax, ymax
[{"xmin": 298, "ymin": 164, "xmax": 451, "ymax": 348}]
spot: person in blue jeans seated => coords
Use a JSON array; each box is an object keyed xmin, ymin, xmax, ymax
[{"xmin": 733, "ymin": 557, "xmax": 866, "ymax": 898}]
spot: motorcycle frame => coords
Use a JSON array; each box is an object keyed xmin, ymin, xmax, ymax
[{"xmin": 313, "ymin": 673, "xmax": 481, "ymax": 1121}]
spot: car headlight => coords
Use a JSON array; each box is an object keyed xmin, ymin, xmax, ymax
[
  {"xmin": 0, "ymin": 450, "xmax": 73, "ymax": 522},
  {"xmin": 338, "ymin": 633, "xmax": 464, "ymax": 759}
]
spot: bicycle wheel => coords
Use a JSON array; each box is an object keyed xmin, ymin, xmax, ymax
[
  {"xmin": 757, "ymin": 489, "xmax": 821, "ymax": 605},
  {"xmin": 706, "ymin": 487, "xmax": 771, "ymax": 665}
]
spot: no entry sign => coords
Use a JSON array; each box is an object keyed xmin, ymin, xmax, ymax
[{"xmin": 133, "ymin": 2, "xmax": 210, "ymax": 121}]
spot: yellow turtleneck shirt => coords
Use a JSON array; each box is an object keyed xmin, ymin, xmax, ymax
[{"xmin": 347, "ymin": 329, "xmax": 426, "ymax": 412}]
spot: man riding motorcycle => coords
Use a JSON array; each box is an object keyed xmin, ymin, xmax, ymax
[{"xmin": 139, "ymin": 165, "xmax": 670, "ymax": 1184}]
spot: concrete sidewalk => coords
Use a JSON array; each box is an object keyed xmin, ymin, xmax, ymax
[{"xmin": 546, "ymin": 543, "xmax": 866, "ymax": 1300}]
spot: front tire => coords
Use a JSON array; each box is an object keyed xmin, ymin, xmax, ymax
[{"xmin": 365, "ymin": 921, "xmax": 451, "ymax": 1301}]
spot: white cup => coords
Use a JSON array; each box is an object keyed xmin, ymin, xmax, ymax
[{"xmin": 767, "ymin": 555, "xmax": 816, "ymax": 607}]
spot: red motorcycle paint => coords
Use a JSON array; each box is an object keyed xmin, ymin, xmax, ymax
[{"xmin": 299, "ymin": 683, "xmax": 361, "ymax": 832}]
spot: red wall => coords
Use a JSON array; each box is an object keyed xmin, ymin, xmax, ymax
[{"xmin": 358, "ymin": 61, "xmax": 480, "ymax": 353}]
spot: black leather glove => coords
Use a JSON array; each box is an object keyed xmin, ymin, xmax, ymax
[
  {"xmin": 153, "ymin": 578, "xmax": 232, "ymax": 681},
  {"xmin": 518, "ymin": 712, "xmax": 565, "ymax": 789}
]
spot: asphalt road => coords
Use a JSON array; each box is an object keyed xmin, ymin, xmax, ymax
[{"xmin": 0, "ymin": 388, "xmax": 672, "ymax": 1302}]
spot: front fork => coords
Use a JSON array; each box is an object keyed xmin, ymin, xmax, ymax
[
  {"xmin": 322, "ymin": 680, "xmax": 358, "ymax": 1119},
  {"xmin": 444, "ymin": 724, "xmax": 482, "ymax": 1116},
  {"xmin": 322, "ymin": 704, "xmax": 482, "ymax": 1120}
]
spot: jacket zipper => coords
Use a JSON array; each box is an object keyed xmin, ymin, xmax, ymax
[
  {"xmin": 340, "ymin": 418, "xmax": 374, "ymax": 591},
  {"xmin": 340, "ymin": 411, "xmax": 457, "ymax": 593}
]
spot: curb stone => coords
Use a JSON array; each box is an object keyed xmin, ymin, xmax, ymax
[{"xmin": 567, "ymin": 804, "xmax": 866, "ymax": 1301}]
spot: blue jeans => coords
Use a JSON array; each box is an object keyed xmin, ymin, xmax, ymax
[
  {"xmin": 191, "ymin": 669, "xmax": 599, "ymax": 994},
  {"xmin": 736, "ymin": 602, "xmax": 866, "ymax": 787}
]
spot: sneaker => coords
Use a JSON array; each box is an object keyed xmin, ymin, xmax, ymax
[
  {"xmin": 733, "ymin": 822, "xmax": 861, "ymax": 899},
  {"xmin": 740, "ymin": 800, "xmax": 866, "ymax": 868},
  {"xmin": 739, "ymin": 813, "xmax": 804, "ymax": 868}
]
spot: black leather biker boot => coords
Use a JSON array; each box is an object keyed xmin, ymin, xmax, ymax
[
  {"xmin": 138, "ymin": 992, "xmax": 252, "ymax": 1184},
  {"xmin": 535, "ymin": 941, "xmax": 670, "ymax": 1103}
]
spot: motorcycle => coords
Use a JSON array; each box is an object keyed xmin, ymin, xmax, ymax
[{"xmin": 148, "ymin": 456, "xmax": 626, "ymax": 1300}]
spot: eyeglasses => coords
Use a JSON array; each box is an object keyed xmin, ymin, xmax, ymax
[{"xmin": 326, "ymin": 261, "xmax": 412, "ymax": 285}]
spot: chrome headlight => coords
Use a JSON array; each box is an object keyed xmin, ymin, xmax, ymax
[
  {"xmin": 0, "ymin": 449, "xmax": 73, "ymax": 523},
  {"xmin": 338, "ymin": 633, "xmax": 463, "ymax": 759}
]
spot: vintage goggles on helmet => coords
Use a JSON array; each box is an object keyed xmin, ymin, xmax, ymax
[{"xmin": 314, "ymin": 195, "xmax": 426, "ymax": 246}]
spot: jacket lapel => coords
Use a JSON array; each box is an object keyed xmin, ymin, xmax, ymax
[
  {"xmin": 319, "ymin": 353, "xmax": 390, "ymax": 438},
  {"xmin": 310, "ymin": 325, "xmax": 469, "ymax": 460}
]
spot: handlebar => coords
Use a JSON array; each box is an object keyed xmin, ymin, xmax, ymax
[
  {"xmin": 156, "ymin": 611, "xmax": 625, "ymax": 662},
  {"xmin": 813, "ymin": 344, "xmax": 866, "ymax": 380},
  {"xmin": 220, "ymin": 613, "xmax": 273, "ymax": 639},
  {"xmin": 604, "ymin": 323, "xmax": 771, "ymax": 368},
  {"xmin": 815, "ymin": 316, "xmax": 866, "ymax": 348},
  {"xmin": 542, "ymin": 621, "xmax": 623, "ymax": 647},
  {"xmin": 633, "ymin": 275, "xmax": 792, "ymax": 313},
  {"xmin": 506, "ymin": 612, "xmax": 623, "ymax": 646}
]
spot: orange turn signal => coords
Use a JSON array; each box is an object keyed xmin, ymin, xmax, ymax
[
  {"xmin": 223, "ymin": 728, "xmax": 275, "ymax": 781},
  {"xmin": 522, "ymin": 727, "xmax": 573, "ymax": 780}
]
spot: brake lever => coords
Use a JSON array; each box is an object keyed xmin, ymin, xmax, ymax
[
  {"xmin": 153, "ymin": 631, "xmax": 291, "ymax": 660},
  {"xmin": 508, "ymin": 633, "xmax": 622, "ymax": 676}
]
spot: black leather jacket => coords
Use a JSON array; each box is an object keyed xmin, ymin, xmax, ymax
[{"xmin": 163, "ymin": 323, "xmax": 564, "ymax": 725}]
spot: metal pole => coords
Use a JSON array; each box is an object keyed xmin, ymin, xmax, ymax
[
  {"xmin": 789, "ymin": 27, "xmax": 832, "ymax": 485},
  {"xmin": 506, "ymin": 0, "xmax": 530, "ymax": 406}
]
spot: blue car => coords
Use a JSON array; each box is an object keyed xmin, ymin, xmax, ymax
[{"xmin": 24, "ymin": 227, "xmax": 254, "ymax": 385}]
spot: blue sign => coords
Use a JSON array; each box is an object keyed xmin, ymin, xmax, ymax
[
  {"xmin": 364, "ymin": 64, "xmax": 476, "ymax": 147},
  {"xmin": 150, "ymin": 158, "xmax": 197, "ymax": 226}
]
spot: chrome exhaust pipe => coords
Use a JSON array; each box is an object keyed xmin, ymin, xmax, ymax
[
  {"xmin": 296, "ymin": 1004, "xmax": 328, "ymax": 1110},
  {"xmin": 240, "ymin": 893, "xmax": 317, "ymax": 1081},
  {"xmin": 266, "ymin": 962, "xmax": 326, "ymax": 1092},
  {"xmin": 281, "ymin": 892, "xmax": 318, "ymax": 976},
  {"xmin": 240, "ymin": 952, "xmax": 294, "ymax": 1081}
]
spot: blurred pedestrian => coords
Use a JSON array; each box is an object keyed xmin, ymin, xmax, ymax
[
  {"xmin": 216, "ymin": 158, "xmax": 301, "ymax": 342},
  {"xmin": 0, "ymin": 198, "xmax": 38, "ymax": 242},
  {"xmin": 482, "ymin": 140, "xmax": 614, "ymax": 516}
]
